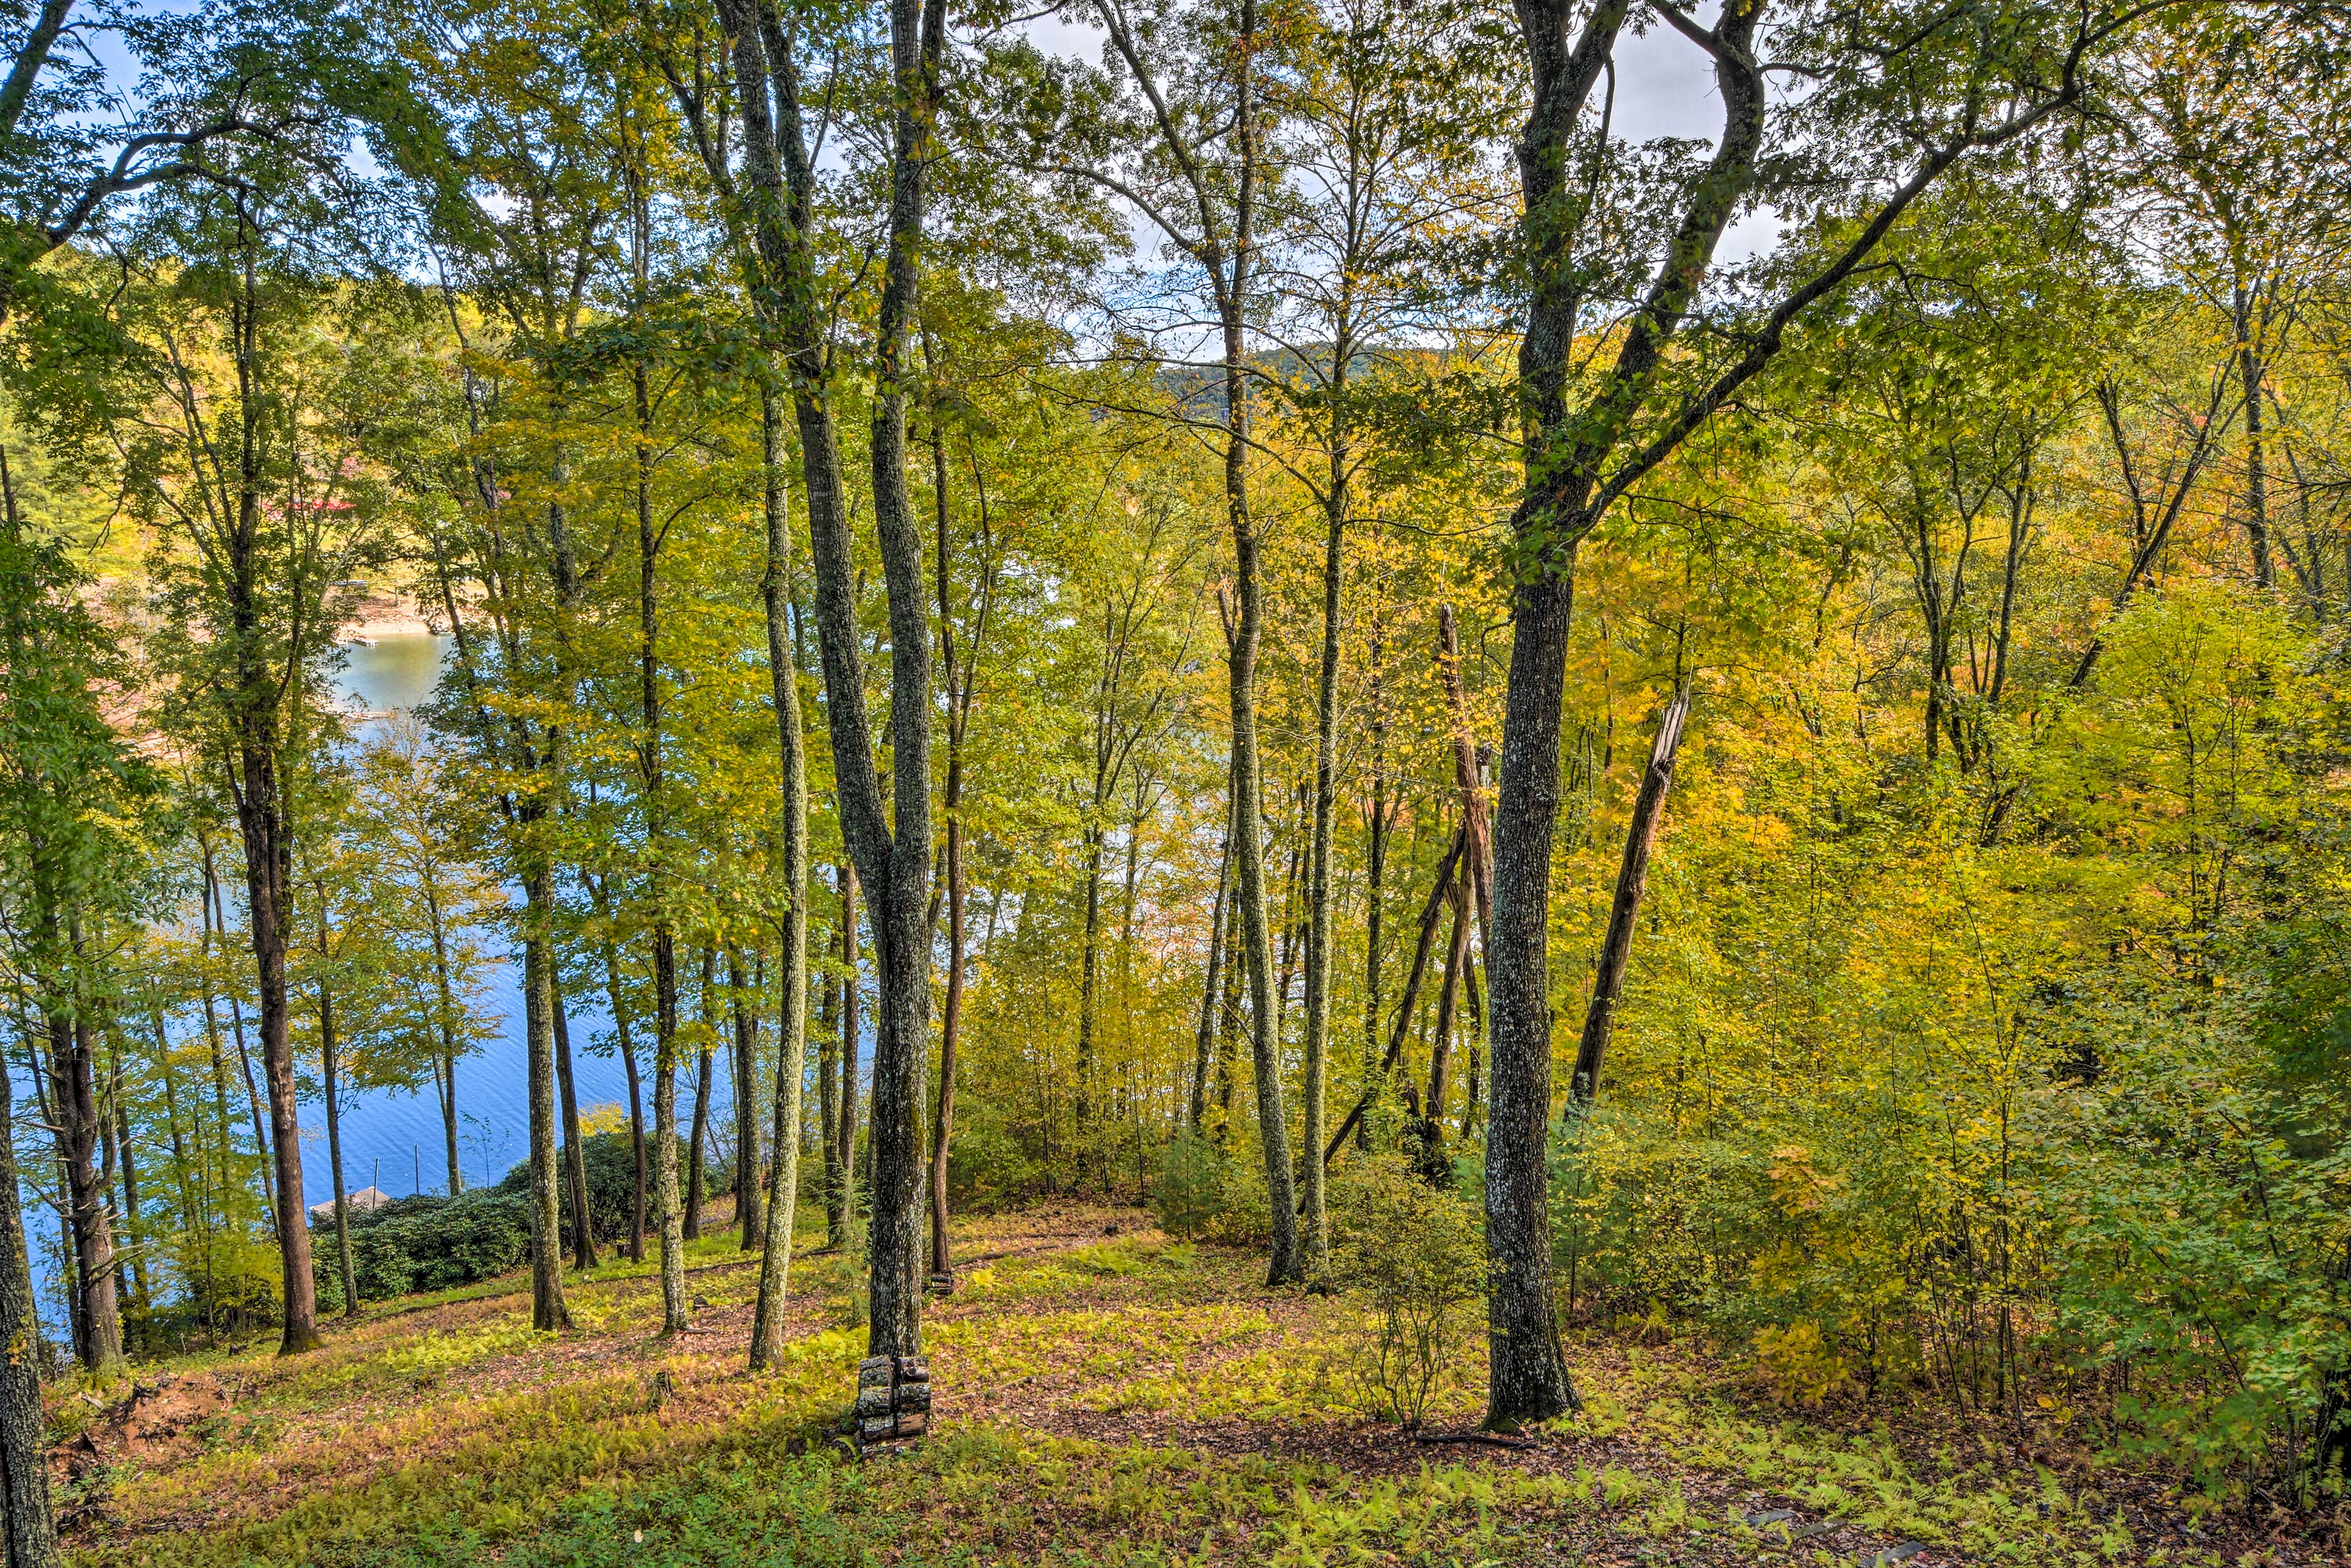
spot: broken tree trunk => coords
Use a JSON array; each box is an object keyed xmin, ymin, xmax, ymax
[{"xmin": 1569, "ymin": 680, "xmax": 1692, "ymax": 1105}]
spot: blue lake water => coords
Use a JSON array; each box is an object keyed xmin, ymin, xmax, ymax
[
  {"xmin": 312, "ymin": 634, "xmax": 734, "ymax": 1205},
  {"xmin": 25, "ymin": 635, "xmax": 751, "ymax": 1337}
]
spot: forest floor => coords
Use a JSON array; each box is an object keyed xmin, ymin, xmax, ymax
[{"xmin": 43, "ymin": 1204, "xmax": 2345, "ymax": 1567}]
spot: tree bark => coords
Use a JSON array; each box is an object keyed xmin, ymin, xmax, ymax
[
  {"xmin": 653, "ymin": 921, "xmax": 686, "ymax": 1331},
  {"xmin": 1298, "ymin": 481, "xmax": 1347, "ymax": 1265},
  {"xmin": 588, "ymin": 905, "xmax": 646, "ymax": 1264},
  {"xmin": 318, "ymin": 973, "xmax": 359, "ymax": 1317},
  {"xmin": 1362, "ymin": 632, "xmax": 1388, "ymax": 1152},
  {"xmin": 686, "ymin": 948, "xmax": 713, "ymax": 1242},
  {"xmin": 552, "ymin": 979, "xmax": 597, "ymax": 1269},
  {"xmin": 1075, "ymin": 823, "xmax": 1104, "ymax": 1184},
  {"xmin": 1423, "ymin": 879, "xmax": 1472, "ymax": 1166},
  {"xmin": 930, "ymin": 427, "xmax": 970, "ymax": 1285},
  {"xmin": 520, "ymin": 864, "xmax": 571, "ymax": 1330},
  {"xmin": 1189, "ymin": 821, "xmax": 1234, "ymax": 1131},
  {"xmin": 750, "ymin": 381, "xmax": 812, "ymax": 1369},
  {"xmin": 0, "ymin": 1059, "xmax": 58, "ymax": 1568},
  {"xmin": 729, "ymin": 947, "xmax": 765, "ymax": 1251},
  {"xmin": 833, "ymin": 865, "xmax": 859, "ymax": 1244},
  {"xmin": 41, "ymin": 959, "xmax": 119, "ymax": 1368}
]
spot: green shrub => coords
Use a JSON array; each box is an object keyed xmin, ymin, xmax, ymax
[
  {"xmin": 1152, "ymin": 1130, "xmax": 1226, "ymax": 1242},
  {"xmin": 1201, "ymin": 1145, "xmax": 1272, "ymax": 1248},
  {"xmin": 495, "ymin": 1130, "xmax": 680, "ymax": 1244},
  {"xmin": 314, "ymin": 1187, "xmax": 531, "ymax": 1305},
  {"xmin": 1330, "ymin": 1153, "xmax": 1488, "ymax": 1429}
]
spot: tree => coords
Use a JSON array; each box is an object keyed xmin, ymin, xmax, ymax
[
  {"xmin": 124, "ymin": 137, "xmax": 397, "ymax": 1352},
  {"xmin": 1475, "ymin": 0, "xmax": 2145, "ymax": 1429}
]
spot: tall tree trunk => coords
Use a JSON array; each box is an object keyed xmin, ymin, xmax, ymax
[
  {"xmin": 751, "ymin": 383, "xmax": 813, "ymax": 1368},
  {"xmin": 1218, "ymin": 0, "xmax": 1297, "ymax": 1283},
  {"xmin": 319, "ymin": 971, "xmax": 359, "ymax": 1318},
  {"xmin": 652, "ymin": 922, "xmax": 687, "ymax": 1330},
  {"xmin": 833, "ymin": 866, "xmax": 860, "ymax": 1245},
  {"xmin": 0, "ymin": 1060, "xmax": 59, "ymax": 1568},
  {"xmin": 1299, "ymin": 435, "xmax": 1347, "ymax": 1270},
  {"xmin": 1485, "ymin": 554, "xmax": 1580, "ymax": 1425},
  {"xmin": 1189, "ymin": 821, "xmax": 1233, "ymax": 1131},
  {"xmin": 930, "ymin": 430, "xmax": 967, "ymax": 1285},
  {"xmin": 812, "ymin": 0, "xmax": 948, "ymax": 1364},
  {"xmin": 1074, "ymin": 824, "xmax": 1104, "ymax": 1185},
  {"xmin": 1437, "ymin": 607, "xmax": 1494, "ymax": 946},
  {"xmin": 230, "ymin": 757, "xmax": 318, "ymax": 1354},
  {"xmin": 423, "ymin": 885, "xmax": 466, "ymax": 1195},
  {"xmin": 41, "ymin": 949, "xmax": 119, "ymax": 1368},
  {"xmin": 2237, "ymin": 283, "xmax": 2273, "ymax": 590},
  {"xmin": 686, "ymin": 948, "xmax": 713, "ymax": 1242},
  {"xmin": 1213, "ymin": 887, "xmax": 1243, "ymax": 1145},
  {"xmin": 1570, "ymin": 680, "xmax": 1691, "ymax": 1104},
  {"xmin": 1361, "ymin": 631, "xmax": 1387, "ymax": 1152},
  {"xmin": 197, "ymin": 844, "xmax": 275, "ymax": 1237},
  {"xmin": 552, "ymin": 981, "xmax": 597, "ymax": 1269},
  {"xmin": 590, "ymin": 915, "xmax": 647, "ymax": 1264},
  {"xmin": 729, "ymin": 948, "xmax": 765, "ymax": 1251},
  {"xmin": 520, "ymin": 861, "xmax": 571, "ymax": 1330},
  {"xmin": 1422, "ymin": 882, "xmax": 1472, "ymax": 1170},
  {"xmin": 818, "ymin": 879, "xmax": 844, "ymax": 1243},
  {"xmin": 113, "ymin": 1080, "xmax": 146, "ymax": 1317}
]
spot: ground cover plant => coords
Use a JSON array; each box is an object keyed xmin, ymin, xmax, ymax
[{"xmin": 40, "ymin": 1206, "xmax": 2350, "ymax": 1566}]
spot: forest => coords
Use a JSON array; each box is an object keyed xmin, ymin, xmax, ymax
[{"xmin": 1, "ymin": 0, "xmax": 2348, "ymax": 1560}]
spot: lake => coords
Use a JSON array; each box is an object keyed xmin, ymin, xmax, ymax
[
  {"xmin": 314, "ymin": 634, "xmax": 737, "ymax": 1203},
  {"xmin": 21, "ymin": 637, "xmax": 795, "ymax": 1334}
]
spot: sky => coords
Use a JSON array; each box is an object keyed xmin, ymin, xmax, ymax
[{"xmin": 1016, "ymin": 2, "xmax": 1782, "ymax": 266}]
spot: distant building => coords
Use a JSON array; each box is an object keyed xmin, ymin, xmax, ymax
[{"xmin": 309, "ymin": 1186, "xmax": 394, "ymax": 1225}]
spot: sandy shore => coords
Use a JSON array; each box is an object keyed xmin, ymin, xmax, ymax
[{"xmin": 338, "ymin": 591, "xmax": 440, "ymax": 641}]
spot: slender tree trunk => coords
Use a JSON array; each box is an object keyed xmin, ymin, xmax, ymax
[
  {"xmin": 521, "ymin": 861, "xmax": 571, "ymax": 1330},
  {"xmin": 424, "ymin": 887, "xmax": 466, "ymax": 1195},
  {"xmin": 113, "ymin": 1083, "xmax": 145, "ymax": 1316},
  {"xmin": 1222, "ymin": 304, "xmax": 1299, "ymax": 1280},
  {"xmin": 751, "ymin": 382, "xmax": 813, "ymax": 1368},
  {"xmin": 1298, "ymin": 446, "xmax": 1347, "ymax": 1270},
  {"xmin": 1324, "ymin": 830, "xmax": 1464, "ymax": 1161},
  {"xmin": 930, "ymin": 437, "xmax": 968, "ymax": 1283},
  {"xmin": 319, "ymin": 972, "xmax": 359, "ymax": 1318},
  {"xmin": 437, "ymin": 1054, "xmax": 462, "ymax": 1196},
  {"xmin": 833, "ymin": 865, "xmax": 860, "ymax": 1245},
  {"xmin": 1423, "ymin": 883, "xmax": 1472, "ymax": 1169},
  {"xmin": 687, "ymin": 952, "xmax": 712, "ymax": 1242},
  {"xmin": 1570, "ymin": 680, "xmax": 1690, "ymax": 1103},
  {"xmin": 2237, "ymin": 284, "xmax": 2274, "ymax": 590},
  {"xmin": 818, "ymin": 883, "xmax": 843, "ymax": 1242},
  {"xmin": 1213, "ymin": 888, "xmax": 1243, "ymax": 1146},
  {"xmin": 42, "ymin": 958, "xmax": 120, "ymax": 1368},
  {"xmin": 653, "ymin": 925, "xmax": 687, "ymax": 1330},
  {"xmin": 0, "ymin": 1059, "xmax": 59, "ymax": 1568},
  {"xmin": 552, "ymin": 981, "xmax": 597, "ymax": 1270},
  {"xmin": 1074, "ymin": 825, "xmax": 1104, "ymax": 1185},
  {"xmin": 1362, "ymin": 632, "xmax": 1387, "ymax": 1152},
  {"xmin": 1189, "ymin": 822, "xmax": 1233, "ymax": 1130},
  {"xmin": 730, "ymin": 948, "xmax": 765, "ymax": 1250},
  {"xmin": 230, "ymin": 768, "xmax": 318, "ymax": 1353},
  {"xmin": 592, "ymin": 920, "xmax": 647, "ymax": 1264}
]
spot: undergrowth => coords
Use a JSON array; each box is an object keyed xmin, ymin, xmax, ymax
[{"xmin": 56, "ymin": 1208, "xmax": 2311, "ymax": 1567}]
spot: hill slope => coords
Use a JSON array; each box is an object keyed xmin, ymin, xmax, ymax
[{"xmin": 47, "ymin": 1207, "xmax": 2326, "ymax": 1566}]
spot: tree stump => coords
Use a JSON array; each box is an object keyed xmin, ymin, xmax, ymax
[{"xmin": 855, "ymin": 1354, "xmax": 931, "ymax": 1455}]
